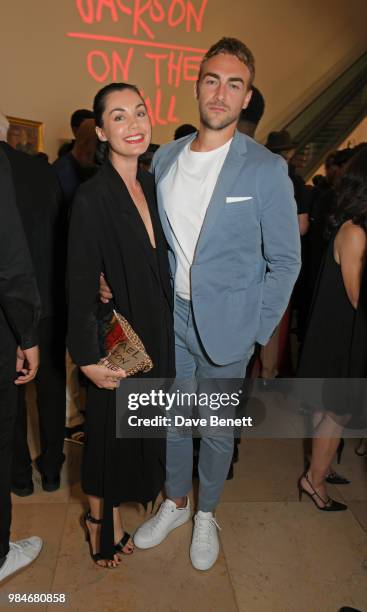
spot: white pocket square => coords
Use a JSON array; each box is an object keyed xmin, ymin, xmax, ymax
[{"xmin": 226, "ymin": 196, "xmax": 253, "ymax": 203}]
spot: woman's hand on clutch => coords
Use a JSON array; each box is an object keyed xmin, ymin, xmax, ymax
[{"xmin": 80, "ymin": 364, "xmax": 126, "ymax": 390}]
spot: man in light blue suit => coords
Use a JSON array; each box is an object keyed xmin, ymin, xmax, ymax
[{"xmin": 136, "ymin": 37, "xmax": 300, "ymax": 570}]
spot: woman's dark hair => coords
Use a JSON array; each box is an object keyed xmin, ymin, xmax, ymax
[
  {"xmin": 174, "ymin": 123, "xmax": 197, "ymax": 140},
  {"xmin": 327, "ymin": 146, "xmax": 367, "ymax": 236},
  {"xmin": 93, "ymin": 82, "xmax": 144, "ymax": 164}
]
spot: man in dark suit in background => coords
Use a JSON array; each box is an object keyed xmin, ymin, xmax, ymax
[
  {"xmin": 0, "ymin": 145, "xmax": 42, "ymax": 582},
  {"xmin": 56, "ymin": 108, "xmax": 95, "ymax": 159},
  {"xmin": 0, "ymin": 132, "xmax": 67, "ymax": 495},
  {"xmin": 54, "ymin": 110, "xmax": 97, "ymax": 445},
  {"xmin": 53, "ymin": 113, "xmax": 96, "ymax": 210}
]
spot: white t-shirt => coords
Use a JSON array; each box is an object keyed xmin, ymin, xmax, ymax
[{"xmin": 161, "ymin": 139, "xmax": 232, "ymax": 299}]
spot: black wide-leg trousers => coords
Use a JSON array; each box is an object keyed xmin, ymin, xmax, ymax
[{"xmin": 12, "ymin": 317, "xmax": 66, "ymax": 483}]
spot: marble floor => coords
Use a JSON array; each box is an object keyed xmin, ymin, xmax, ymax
[{"xmin": 3, "ymin": 390, "xmax": 367, "ymax": 612}]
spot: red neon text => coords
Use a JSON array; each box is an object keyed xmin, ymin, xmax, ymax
[
  {"xmin": 75, "ymin": 0, "xmax": 208, "ymax": 39},
  {"xmin": 142, "ymin": 89, "xmax": 179, "ymax": 127},
  {"xmin": 145, "ymin": 52, "xmax": 201, "ymax": 87},
  {"xmin": 87, "ymin": 48, "xmax": 135, "ymax": 82}
]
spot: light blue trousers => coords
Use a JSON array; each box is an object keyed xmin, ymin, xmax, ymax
[{"xmin": 165, "ymin": 296, "xmax": 251, "ymax": 511}]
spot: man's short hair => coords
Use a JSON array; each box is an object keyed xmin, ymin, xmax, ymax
[
  {"xmin": 70, "ymin": 109, "xmax": 94, "ymax": 132},
  {"xmin": 199, "ymin": 37, "xmax": 255, "ymax": 87}
]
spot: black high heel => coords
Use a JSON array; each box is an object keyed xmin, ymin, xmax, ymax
[
  {"xmin": 336, "ymin": 438, "xmax": 345, "ymax": 465},
  {"xmin": 82, "ymin": 511, "xmax": 118, "ymax": 567},
  {"xmin": 297, "ymin": 473, "xmax": 347, "ymax": 511},
  {"xmin": 325, "ymin": 470, "xmax": 350, "ymax": 485}
]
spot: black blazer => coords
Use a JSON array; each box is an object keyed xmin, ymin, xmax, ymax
[
  {"xmin": 67, "ymin": 160, "xmax": 174, "ymax": 371},
  {"xmin": 0, "ymin": 147, "xmax": 40, "ymax": 348},
  {"xmin": 0, "ymin": 142, "xmax": 66, "ymax": 319}
]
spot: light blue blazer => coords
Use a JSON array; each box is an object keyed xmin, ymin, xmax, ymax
[{"xmin": 152, "ymin": 130, "xmax": 301, "ymax": 366}]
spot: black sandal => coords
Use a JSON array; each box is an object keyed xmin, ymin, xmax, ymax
[
  {"xmin": 82, "ymin": 511, "xmax": 119, "ymax": 567},
  {"xmin": 114, "ymin": 532, "xmax": 134, "ymax": 555}
]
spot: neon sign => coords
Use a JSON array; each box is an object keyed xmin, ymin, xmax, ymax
[{"xmin": 67, "ymin": 0, "xmax": 209, "ymax": 127}]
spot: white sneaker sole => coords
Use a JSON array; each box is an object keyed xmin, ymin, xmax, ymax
[
  {"xmin": 190, "ymin": 552, "xmax": 219, "ymax": 571},
  {"xmin": 134, "ymin": 510, "xmax": 191, "ymax": 549}
]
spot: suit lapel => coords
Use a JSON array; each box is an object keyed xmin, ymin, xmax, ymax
[
  {"xmin": 155, "ymin": 134, "xmax": 197, "ymax": 252},
  {"xmin": 138, "ymin": 168, "xmax": 173, "ymax": 302},
  {"xmin": 155, "ymin": 131, "xmax": 248, "ymax": 258},
  {"xmin": 194, "ymin": 131, "xmax": 247, "ymax": 257}
]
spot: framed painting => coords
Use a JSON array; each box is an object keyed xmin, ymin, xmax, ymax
[{"xmin": 6, "ymin": 116, "xmax": 44, "ymax": 155}]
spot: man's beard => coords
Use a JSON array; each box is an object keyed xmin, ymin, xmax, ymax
[{"xmin": 200, "ymin": 105, "xmax": 239, "ymax": 131}]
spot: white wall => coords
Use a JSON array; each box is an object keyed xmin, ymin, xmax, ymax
[{"xmin": 1, "ymin": 0, "xmax": 367, "ymax": 159}]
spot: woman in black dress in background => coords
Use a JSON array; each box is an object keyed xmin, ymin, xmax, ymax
[
  {"xmin": 67, "ymin": 83, "xmax": 175, "ymax": 566},
  {"xmin": 297, "ymin": 148, "xmax": 367, "ymax": 511}
]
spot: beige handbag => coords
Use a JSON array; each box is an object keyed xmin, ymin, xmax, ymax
[{"xmin": 98, "ymin": 309, "xmax": 153, "ymax": 376}]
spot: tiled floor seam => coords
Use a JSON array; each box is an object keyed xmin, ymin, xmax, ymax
[
  {"xmin": 218, "ymin": 501, "xmax": 243, "ymax": 612},
  {"xmin": 347, "ymin": 507, "xmax": 367, "ymax": 534},
  {"xmin": 47, "ymin": 503, "xmax": 71, "ymax": 611}
]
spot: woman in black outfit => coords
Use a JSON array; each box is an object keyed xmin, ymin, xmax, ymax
[
  {"xmin": 67, "ymin": 83, "xmax": 175, "ymax": 567},
  {"xmin": 297, "ymin": 148, "xmax": 367, "ymax": 511}
]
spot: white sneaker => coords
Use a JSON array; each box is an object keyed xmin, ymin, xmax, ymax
[
  {"xmin": 134, "ymin": 498, "xmax": 191, "ymax": 549},
  {"xmin": 0, "ymin": 537, "xmax": 43, "ymax": 582},
  {"xmin": 190, "ymin": 511, "xmax": 221, "ymax": 571}
]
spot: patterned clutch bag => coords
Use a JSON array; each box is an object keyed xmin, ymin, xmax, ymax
[{"xmin": 98, "ymin": 309, "xmax": 153, "ymax": 376}]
